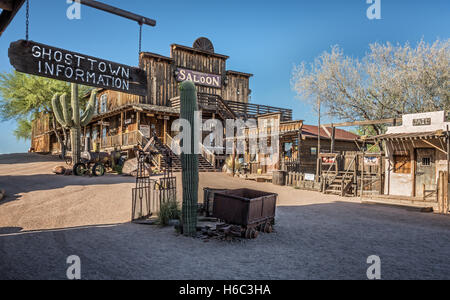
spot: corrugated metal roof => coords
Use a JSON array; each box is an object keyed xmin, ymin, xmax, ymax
[{"xmin": 302, "ymin": 125, "xmax": 360, "ymax": 141}]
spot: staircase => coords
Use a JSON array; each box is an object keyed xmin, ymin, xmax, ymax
[
  {"xmin": 323, "ymin": 172, "xmax": 356, "ymax": 196},
  {"xmin": 215, "ymin": 96, "xmax": 238, "ymax": 120},
  {"xmin": 143, "ymin": 132, "xmax": 217, "ymax": 173}
]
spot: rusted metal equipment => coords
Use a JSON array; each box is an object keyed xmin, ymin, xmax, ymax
[
  {"xmin": 73, "ymin": 137, "xmax": 110, "ymax": 176},
  {"xmin": 202, "ymin": 188, "xmax": 226, "ymax": 217},
  {"xmin": 212, "ymin": 189, "xmax": 277, "ymax": 239}
]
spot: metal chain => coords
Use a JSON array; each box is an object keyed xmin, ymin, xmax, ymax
[
  {"xmin": 138, "ymin": 23, "xmax": 143, "ymax": 55},
  {"xmin": 25, "ymin": 0, "xmax": 30, "ymax": 41}
]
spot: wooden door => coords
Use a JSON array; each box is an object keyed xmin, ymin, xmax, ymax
[{"xmin": 415, "ymin": 148, "xmax": 436, "ymax": 197}]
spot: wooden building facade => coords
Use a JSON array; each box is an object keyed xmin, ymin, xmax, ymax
[{"xmin": 30, "ymin": 37, "xmax": 295, "ymax": 171}]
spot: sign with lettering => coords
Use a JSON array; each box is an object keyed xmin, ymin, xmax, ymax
[
  {"xmin": 8, "ymin": 40, "xmax": 147, "ymax": 96},
  {"xmin": 176, "ymin": 68, "xmax": 221, "ymax": 88},
  {"xmin": 413, "ymin": 118, "xmax": 431, "ymax": 126}
]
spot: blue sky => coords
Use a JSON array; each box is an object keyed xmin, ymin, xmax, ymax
[{"xmin": 0, "ymin": 0, "xmax": 449, "ymax": 153}]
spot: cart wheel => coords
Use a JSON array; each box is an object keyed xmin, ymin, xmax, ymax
[
  {"xmin": 92, "ymin": 163, "xmax": 106, "ymax": 177},
  {"xmin": 244, "ymin": 228, "xmax": 252, "ymax": 239},
  {"xmin": 73, "ymin": 163, "xmax": 87, "ymax": 176},
  {"xmin": 264, "ymin": 222, "xmax": 273, "ymax": 233}
]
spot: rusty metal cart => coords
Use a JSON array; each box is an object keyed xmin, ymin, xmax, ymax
[{"xmin": 212, "ymin": 189, "xmax": 278, "ymax": 239}]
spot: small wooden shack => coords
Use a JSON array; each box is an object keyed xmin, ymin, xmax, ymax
[{"xmin": 366, "ymin": 111, "xmax": 450, "ymax": 213}]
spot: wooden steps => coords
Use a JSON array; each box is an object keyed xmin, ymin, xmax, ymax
[{"xmin": 323, "ymin": 172, "xmax": 356, "ymax": 196}]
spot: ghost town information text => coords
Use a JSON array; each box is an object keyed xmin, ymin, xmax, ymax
[{"xmin": 8, "ymin": 40, "xmax": 147, "ymax": 96}]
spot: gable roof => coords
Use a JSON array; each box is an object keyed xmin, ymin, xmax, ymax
[{"xmin": 302, "ymin": 125, "xmax": 359, "ymax": 141}]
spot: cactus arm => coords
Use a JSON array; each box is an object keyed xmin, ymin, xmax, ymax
[
  {"xmin": 51, "ymin": 93, "xmax": 67, "ymax": 128},
  {"xmin": 80, "ymin": 90, "xmax": 98, "ymax": 127},
  {"xmin": 60, "ymin": 93, "xmax": 74, "ymax": 127},
  {"xmin": 71, "ymin": 84, "xmax": 80, "ymax": 127}
]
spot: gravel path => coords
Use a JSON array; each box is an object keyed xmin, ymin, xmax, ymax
[{"xmin": 0, "ymin": 154, "xmax": 449, "ymax": 280}]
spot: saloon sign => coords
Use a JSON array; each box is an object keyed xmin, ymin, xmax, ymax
[
  {"xmin": 8, "ymin": 40, "xmax": 147, "ymax": 96},
  {"xmin": 176, "ymin": 68, "xmax": 221, "ymax": 88}
]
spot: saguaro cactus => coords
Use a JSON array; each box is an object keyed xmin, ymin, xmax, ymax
[
  {"xmin": 179, "ymin": 81, "xmax": 199, "ymax": 236},
  {"xmin": 52, "ymin": 83, "xmax": 97, "ymax": 165}
]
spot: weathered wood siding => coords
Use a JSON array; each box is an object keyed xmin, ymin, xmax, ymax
[
  {"xmin": 223, "ymin": 73, "xmax": 251, "ymax": 103},
  {"xmin": 31, "ymin": 113, "xmax": 52, "ymax": 152}
]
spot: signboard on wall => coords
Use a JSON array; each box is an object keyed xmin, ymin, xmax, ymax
[
  {"xmin": 176, "ymin": 68, "xmax": 221, "ymax": 88},
  {"xmin": 8, "ymin": 40, "xmax": 147, "ymax": 96},
  {"xmin": 140, "ymin": 125, "xmax": 151, "ymax": 138},
  {"xmin": 364, "ymin": 156, "xmax": 379, "ymax": 166},
  {"xmin": 413, "ymin": 118, "xmax": 431, "ymax": 126}
]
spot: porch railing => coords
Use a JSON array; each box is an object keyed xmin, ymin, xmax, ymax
[{"xmin": 170, "ymin": 93, "xmax": 293, "ymax": 121}]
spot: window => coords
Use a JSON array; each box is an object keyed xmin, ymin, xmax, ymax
[
  {"xmin": 100, "ymin": 94, "xmax": 108, "ymax": 114},
  {"xmin": 394, "ymin": 155, "xmax": 411, "ymax": 174},
  {"xmin": 422, "ymin": 157, "xmax": 431, "ymax": 166}
]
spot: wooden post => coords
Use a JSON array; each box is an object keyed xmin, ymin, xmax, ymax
[
  {"xmin": 136, "ymin": 111, "xmax": 140, "ymax": 133},
  {"xmin": 232, "ymin": 137, "xmax": 236, "ymax": 177},
  {"xmin": 316, "ymin": 98, "xmax": 321, "ymax": 182},
  {"xmin": 100, "ymin": 119, "xmax": 103, "ymax": 149},
  {"xmin": 354, "ymin": 154, "xmax": 358, "ymax": 196},
  {"xmin": 446, "ymin": 126, "xmax": 450, "ymax": 214},
  {"xmin": 361, "ymin": 152, "xmax": 365, "ymax": 198},
  {"xmin": 297, "ymin": 131, "xmax": 302, "ymax": 172},
  {"xmin": 163, "ymin": 118, "xmax": 168, "ymax": 145},
  {"xmin": 378, "ymin": 154, "xmax": 383, "ymax": 195},
  {"xmin": 331, "ymin": 126, "xmax": 336, "ymax": 153},
  {"xmin": 120, "ymin": 111, "xmax": 124, "ymax": 146}
]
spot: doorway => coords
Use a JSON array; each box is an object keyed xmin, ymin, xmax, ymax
[{"xmin": 415, "ymin": 148, "xmax": 436, "ymax": 197}]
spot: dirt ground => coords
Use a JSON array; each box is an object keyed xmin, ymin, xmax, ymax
[{"xmin": 0, "ymin": 153, "xmax": 449, "ymax": 280}]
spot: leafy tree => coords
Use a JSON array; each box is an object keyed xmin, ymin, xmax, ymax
[
  {"xmin": 0, "ymin": 71, "xmax": 90, "ymax": 151},
  {"xmin": 13, "ymin": 119, "xmax": 32, "ymax": 141},
  {"xmin": 292, "ymin": 39, "xmax": 450, "ymax": 136}
]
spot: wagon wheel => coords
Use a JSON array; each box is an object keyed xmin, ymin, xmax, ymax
[
  {"xmin": 92, "ymin": 163, "xmax": 106, "ymax": 177},
  {"xmin": 263, "ymin": 222, "xmax": 273, "ymax": 233},
  {"xmin": 73, "ymin": 163, "xmax": 87, "ymax": 176}
]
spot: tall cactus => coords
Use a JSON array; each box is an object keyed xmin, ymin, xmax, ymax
[
  {"xmin": 52, "ymin": 83, "xmax": 97, "ymax": 165},
  {"xmin": 179, "ymin": 81, "xmax": 199, "ymax": 236}
]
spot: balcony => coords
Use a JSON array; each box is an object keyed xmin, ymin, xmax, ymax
[{"xmin": 170, "ymin": 93, "xmax": 293, "ymax": 122}]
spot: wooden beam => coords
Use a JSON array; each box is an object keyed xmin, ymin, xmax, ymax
[
  {"xmin": 422, "ymin": 139, "xmax": 447, "ymax": 155},
  {"xmin": 0, "ymin": 0, "xmax": 25, "ymax": 37},
  {"xmin": 322, "ymin": 118, "xmax": 402, "ymax": 128},
  {"xmin": 0, "ymin": 0, "xmax": 14, "ymax": 11},
  {"xmin": 79, "ymin": 0, "xmax": 156, "ymax": 27},
  {"xmin": 321, "ymin": 125, "xmax": 331, "ymax": 137}
]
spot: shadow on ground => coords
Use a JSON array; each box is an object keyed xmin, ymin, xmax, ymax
[
  {"xmin": 0, "ymin": 153, "xmax": 61, "ymax": 165},
  {"xmin": 0, "ymin": 173, "xmax": 135, "ymax": 204},
  {"xmin": 1, "ymin": 201, "xmax": 449, "ymax": 280}
]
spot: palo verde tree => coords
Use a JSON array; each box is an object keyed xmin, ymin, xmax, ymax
[
  {"xmin": 0, "ymin": 71, "xmax": 90, "ymax": 149},
  {"xmin": 292, "ymin": 39, "xmax": 450, "ymax": 136},
  {"xmin": 52, "ymin": 83, "xmax": 97, "ymax": 165},
  {"xmin": 179, "ymin": 81, "xmax": 199, "ymax": 237}
]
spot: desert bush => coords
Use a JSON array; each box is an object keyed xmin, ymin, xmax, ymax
[{"xmin": 158, "ymin": 201, "xmax": 181, "ymax": 227}]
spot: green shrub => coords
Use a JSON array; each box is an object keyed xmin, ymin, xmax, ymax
[
  {"xmin": 158, "ymin": 201, "xmax": 181, "ymax": 226},
  {"xmin": 113, "ymin": 165, "xmax": 123, "ymax": 174}
]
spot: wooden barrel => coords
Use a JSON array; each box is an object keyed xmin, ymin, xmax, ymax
[{"xmin": 272, "ymin": 170, "xmax": 287, "ymax": 186}]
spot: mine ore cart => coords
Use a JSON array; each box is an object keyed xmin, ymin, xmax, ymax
[{"xmin": 212, "ymin": 189, "xmax": 278, "ymax": 239}]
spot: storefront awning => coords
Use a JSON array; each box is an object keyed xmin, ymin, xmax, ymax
[{"xmin": 369, "ymin": 130, "xmax": 448, "ymax": 142}]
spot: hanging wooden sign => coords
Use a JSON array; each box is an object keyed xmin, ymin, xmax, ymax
[{"xmin": 8, "ymin": 40, "xmax": 148, "ymax": 96}]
